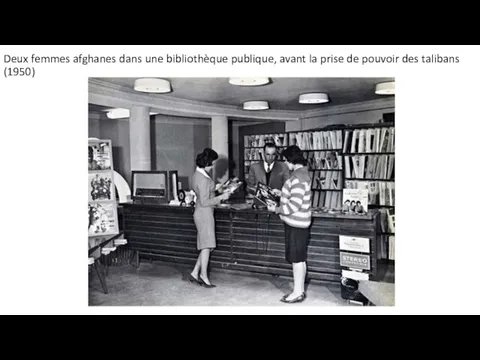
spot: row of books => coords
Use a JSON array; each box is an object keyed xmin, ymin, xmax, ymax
[
  {"xmin": 345, "ymin": 154, "xmax": 394, "ymax": 180},
  {"xmin": 305, "ymin": 151, "xmax": 343, "ymax": 170},
  {"xmin": 389, "ymin": 236, "xmax": 395, "ymax": 260},
  {"xmin": 345, "ymin": 180, "xmax": 395, "ymax": 207},
  {"xmin": 244, "ymin": 147, "xmax": 286, "ymax": 162},
  {"xmin": 244, "ymin": 134, "xmax": 288, "ymax": 148},
  {"xmin": 245, "ymin": 148, "xmax": 265, "ymax": 161},
  {"xmin": 343, "ymin": 126, "xmax": 394, "ymax": 154},
  {"xmin": 312, "ymin": 189, "xmax": 343, "ymax": 209},
  {"xmin": 311, "ymin": 170, "xmax": 343, "ymax": 190},
  {"xmin": 378, "ymin": 235, "xmax": 395, "ymax": 260},
  {"xmin": 289, "ymin": 130, "xmax": 343, "ymax": 151},
  {"xmin": 379, "ymin": 208, "xmax": 395, "ymax": 233},
  {"xmin": 244, "ymin": 127, "xmax": 395, "ymax": 154},
  {"xmin": 244, "ymin": 168, "xmax": 393, "ymax": 207}
]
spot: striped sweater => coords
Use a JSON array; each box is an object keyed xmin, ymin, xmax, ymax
[{"xmin": 275, "ymin": 166, "xmax": 312, "ymax": 228}]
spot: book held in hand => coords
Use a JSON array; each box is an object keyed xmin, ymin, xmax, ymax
[
  {"xmin": 216, "ymin": 177, "xmax": 243, "ymax": 195},
  {"xmin": 254, "ymin": 182, "xmax": 281, "ymax": 208}
]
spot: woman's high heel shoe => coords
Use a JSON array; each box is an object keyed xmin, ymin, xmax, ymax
[
  {"xmin": 199, "ymin": 276, "xmax": 217, "ymax": 288},
  {"xmin": 189, "ymin": 274, "xmax": 202, "ymax": 286}
]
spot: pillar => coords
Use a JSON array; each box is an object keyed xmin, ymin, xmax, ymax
[
  {"xmin": 211, "ymin": 116, "xmax": 229, "ymax": 183},
  {"xmin": 129, "ymin": 106, "xmax": 151, "ymax": 171}
]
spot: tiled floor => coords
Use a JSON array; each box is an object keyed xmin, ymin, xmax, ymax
[{"xmin": 88, "ymin": 261, "xmax": 350, "ymax": 307}]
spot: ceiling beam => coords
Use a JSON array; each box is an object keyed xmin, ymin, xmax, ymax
[{"xmin": 88, "ymin": 79, "xmax": 300, "ymax": 122}]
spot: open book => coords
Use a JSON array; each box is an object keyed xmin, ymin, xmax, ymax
[
  {"xmin": 216, "ymin": 177, "xmax": 243, "ymax": 195},
  {"xmin": 254, "ymin": 182, "xmax": 280, "ymax": 208}
]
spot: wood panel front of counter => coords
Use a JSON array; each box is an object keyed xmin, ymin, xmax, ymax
[{"xmin": 122, "ymin": 204, "xmax": 380, "ymax": 285}]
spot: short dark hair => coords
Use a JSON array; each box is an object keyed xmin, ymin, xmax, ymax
[
  {"xmin": 263, "ymin": 142, "xmax": 276, "ymax": 151},
  {"xmin": 196, "ymin": 148, "xmax": 219, "ymax": 168},
  {"xmin": 281, "ymin": 145, "xmax": 307, "ymax": 166}
]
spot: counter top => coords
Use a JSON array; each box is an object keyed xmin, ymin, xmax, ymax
[{"xmin": 120, "ymin": 201, "xmax": 379, "ymax": 221}]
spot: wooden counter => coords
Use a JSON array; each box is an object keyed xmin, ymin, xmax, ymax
[{"xmin": 121, "ymin": 203, "xmax": 381, "ymax": 285}]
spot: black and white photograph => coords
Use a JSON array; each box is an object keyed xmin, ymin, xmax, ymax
[
  {"xmin": 87, "ymin": 77, "xmax": 396, "ymax": 307},
  {"xmin": 4, "ymin": 44, "xmax": 480, "ymax": 316}
]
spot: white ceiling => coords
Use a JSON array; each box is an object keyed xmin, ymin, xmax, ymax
[{"xmin": 88, "ymin": 77, "xmax": 394, "ymax": 117}]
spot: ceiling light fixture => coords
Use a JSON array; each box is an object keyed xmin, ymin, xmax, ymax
[
  {"xmin": 299, "ymin": 93, "xmax": 329, "ymax": 104},
  {"xmin": 106, "ymin": 108, "xmax": 130, "ymax": 119},
  {"xmin": 134, "ymin": 78, "xmax": 171, "ymax": 93},
  {"xmin": 106, "ymin": 108, "xmax": 160, "ymax": 119},
  {"xmin": 229, "ymin": 77, "xmax": 270, "ymax": 86},
  {"xmin": 375, "ymin": 81, "xmax": 395, "ymax": 95},
  {"xmin": 243, "ymin": 101, "xmax": 269, "ymax": 110}
]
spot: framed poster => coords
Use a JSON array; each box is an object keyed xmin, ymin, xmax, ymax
[
  {"xmin": 88, "ymin": 139, "xmax": 119, "ymax": 238},
  {"xmin": 88, "ymin": 172, "xmax": 115, "ymax": 202},
  {"xmin": 88, "ymin": 202, "xmax": 119, "ymax": 236},
  {"xmin": 88, "ymin": 140, "xmax": 112, "ymax": 171}
]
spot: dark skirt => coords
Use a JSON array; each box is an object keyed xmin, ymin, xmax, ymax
[{"xmin": 284, "ymin": 223, "xmax": 309, "ymax": 263}]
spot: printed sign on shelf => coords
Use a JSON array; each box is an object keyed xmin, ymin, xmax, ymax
[
  {"xmin": 339, "ymin": 235, "xmax": 370, "ymax": 253},
  {"xmin": 340, "ymin": 252, "xmax": 371, "ymax": 271},
  {"xmin": 342, "ymin": 269, "xmax": 370, "ymax": 281}
]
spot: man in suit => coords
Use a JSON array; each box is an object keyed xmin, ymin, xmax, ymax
[{"xmin": 246, "ymin": 142, "xmax": 290, "ymax": 195}]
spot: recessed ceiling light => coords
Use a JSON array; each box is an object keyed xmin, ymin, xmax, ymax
[
  {"xmin": 375, "ymin": 81, "xmax": 395, "ymax": 95},
  {"xmin": 299, "ymin": 93, "xmax": 329, "ymax": 104},
  {"xmin": 134, "ymin": 78, "xmax": 171, "ymax": 93},
  {"xmin": 243, "ymin": 101, "xmax": 269, "ymax": 110},
  {"xmin": 229, "ymin": 77, "xmax": 270, "ymax": 86}
]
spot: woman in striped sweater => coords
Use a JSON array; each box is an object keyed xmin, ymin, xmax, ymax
[{"xmin": 267, "ymin": 145, "xmax": 311, "ymax": 304}]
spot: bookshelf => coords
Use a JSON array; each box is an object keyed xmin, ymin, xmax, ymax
[
  {"xmin": 240, "ymin": 121, "xmax": 395, "ymax": 262},
  {"xmin": 342, "ymin": 123, "xmax": 395, "ymax": 262},
  {"xmin": 287, "ymin": 129, "xmax": 344, "ymax": 209}
]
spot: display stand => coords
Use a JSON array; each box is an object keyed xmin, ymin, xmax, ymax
[{"xmin": 88, "ymin": 139, "xmax": 119, "ymax": 236}]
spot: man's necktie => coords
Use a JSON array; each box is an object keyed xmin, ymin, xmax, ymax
[{"xmin": 266, "ymin": 164, "xmax": 272, "ymax": 185}]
